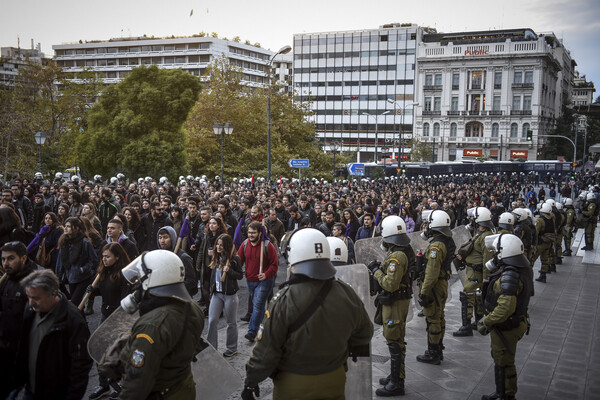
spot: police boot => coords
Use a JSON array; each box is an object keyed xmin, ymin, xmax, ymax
[
  {"xmin": 549, "ymin": 263, "xmax": 557, "ymax": 272},
  {"xmin": 562, "ymin": 249, "xmax": 572, "ymax": 256},
  {"xmin": 84, "ymin": 296, "xmax": 95, "ymax": 316},
  {"xmin": 535, "ymin": 272, "xmax": 546, "ymax": 283},
  {"xmin": 453, "ymin": 292, "xmax": 473, "ymax": 337},
  {"xmin": 376, "ymin": 344, "xmax": 405, "ymax": 397},
  {"xmin": 555, "ymin": 256, "xmax": 562, "ymax": 265},
  {"xmin": 481, "ymin": 365, "xmax": 506, "ymax": 400},
  {"xmin": 416, "ymin": 343, "xmax": 441, "ymax": 365}
]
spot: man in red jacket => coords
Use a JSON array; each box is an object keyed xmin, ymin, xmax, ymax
[{"xmin": 238, "ymin": 221, "xmax": 278, "ymax": 342}]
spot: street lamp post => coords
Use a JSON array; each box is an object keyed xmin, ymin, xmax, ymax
[
  {"xmin": 363, "ymin": 111, "xmax": 389, "ymax": 163},
  {"xmin": 34, "ymin": 131, "xmax": 47, "ymax": 175},
  {"xmin": 331, "ymin": 140, "xmax": 341, "ymax": 182},
  {"xmin": 213, "ymin": 122, "xmax": 234, "ymax": 184},
  {"xmin": 267, "ymin": 44, "xmax": 292, "ymax": 183},
  {"xmin": 387, "ymin": 100, "xmax": 418, "ymax": 175}
]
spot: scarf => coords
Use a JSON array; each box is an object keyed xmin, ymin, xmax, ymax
[{"xmin": 60, "ymin": 230, "xmax": 85, "ymax": 268}]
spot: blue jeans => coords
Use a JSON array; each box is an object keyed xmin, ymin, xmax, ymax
[{"xmin": 246, "ymin": 278, "xmax": 274, "ymax": 335}]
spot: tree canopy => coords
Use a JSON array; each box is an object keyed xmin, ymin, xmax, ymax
[{"xmin": 76, "ymin": 65, "xmax": 201, "ymax": 179}]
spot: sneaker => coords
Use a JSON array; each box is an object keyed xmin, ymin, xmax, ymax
[
  {"xmin": 89, "ymin": 385, "xmax": 109, "ymax": 399},
  {"xmin": 108, "ymin": 392, "xmax": 119, "ymax": 400},
  {"xmin": 245, "ymin": 332, "xmax": 256, "ymax": 342},
  {"xmin": 240, "ymin": 313, "xmax": 251, "ymax": 322},
  {"xmin": 223, "ymin": 349, "xmax": 238, "ymax": 357}
]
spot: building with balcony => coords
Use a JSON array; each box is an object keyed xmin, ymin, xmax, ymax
[
  {"xmin": 293, "ymin": 23, "xmax": 433, "ymax": 163},
  {"xmin": 52, "ymin": 35, "xmax": 275, "ymax": 87},
  {"xmin": 415, "ymin": 28, "xmax": 575, "ymax": 161},
  {"xmin": 0, "ymin": 42, "xmax": 46, "ymax": 88}
]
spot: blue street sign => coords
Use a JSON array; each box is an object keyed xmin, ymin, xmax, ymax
[
  {"xmin": 288, "ymin": 159, "xmax": 310, "ymax": 168},
  {"xmin": 347, "ymin": 163, "xmax": 365, "ymax": 176}
]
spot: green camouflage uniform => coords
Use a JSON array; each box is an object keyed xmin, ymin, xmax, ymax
[
  {"xmin": 463, "ymin": 228, "xmax": 494, "ymax": 320},
  {"xmin": 535, "ymin": 216, "xmax": 554, "ymax": 274}
]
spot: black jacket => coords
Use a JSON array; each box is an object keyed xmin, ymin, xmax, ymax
[
  {"xmin": 140, "ymin": 211, "xmax": 172, "ymax": 252},
  {"xmin": 91, "ymin": 269, "xmax": 130, "ymax": 319},
  {"xmin": 209, "ymin": 255, "xmax": 244, "ymax": 295},
  {"xmin": 15, "ymin": 293, "xmax": 92, "ymax": 399}
]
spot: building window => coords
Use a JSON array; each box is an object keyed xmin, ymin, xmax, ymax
[
  {"xmin": 523, "ymin": 95, "xmax": 532, "ymax": 111},
  {"xmin": 510, "ymin": 123, "xmax": 518, "ymax": 138},
  {"xmin": 465, "ymin": 121, "xmax": 483, "ymax": 137},
  {"xmin": 423, "ymin": 123, "xmax": 430, "ymax": 137},
  {"xmin": 452, "ymin": 73, "xmax": 459, "ymax": 90},
  {"xmin": 492, "ymin": 123, "xmax": 499, "ymax": 138},
  {"xmin": 522, "ymin": 123, "xmax": 530, "ymax": 138},
  {"xmin": 451, "ymin": 97, "xmax": 459, "ymax": 111},
  {"xmin": 494, "ymin": 71, "xmax": 502, "ymax": 89},
  {"xmin": 512, "ymin": 96, "xmax": 521, "ymax": 110},
  {"xmin": 450, "ymin": 123, "xmax": 457, "ymax": 137},
  {"xmin": 433, "ymin": 123, "xmax": 440, "ymax": 137},
  {"xmin": 434, "ymin": 74, "xmax": 442, "ymax": 86},
  {"xmin": 449, "ymin": 148, "xmax": 457, "ymax": 161},
  {"xmin": 471, "ymin": 71, "xmax": 483, "ymax": 89},
  {"xmin": 514, "ymin": 71, "xmax": 522, "ymax": 84},
  {"xmin": 424, "ymin": 97, "xmax": 432, "ymax": 111},
  {"xmin": 524, "ymin": 71, "xmax": 533, "ymax": 84},
  {"xmin": 434, "ymin": 97, "xmax": 441, "ymax": 111},
  {"xmin": 493, "ymin": 96, "xmax": 501, "ymax": 111},
  {"xmin": 425, "ymin": 74, "xmax": 433, "ymax": 86}
]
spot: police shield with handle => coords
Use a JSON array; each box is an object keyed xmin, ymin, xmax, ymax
[
  {"xmin": 415, "ymin": 210, "xmax": 456, "ymax": 365},
  {"xmin": 367, "ymin": 216, "xmax": 414, "ymax": 397},
  {"xmin": 98, "ymin": 250, "xmax": 206, "ymax": 399},
  {"xmin": 477, "ymin": 234, "xmax": 532, "ymax": 400},
  {"xmin": 242, "ymin": 228, "xmax": 373, "ymax": 400}
]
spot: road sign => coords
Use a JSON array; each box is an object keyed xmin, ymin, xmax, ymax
[
  {"xmin": 288, "ymin": 159, "xmax": 310, "ymax": 168},
  {"xmin": 347, "ymin": 163, "xmax": 365, "ymax": 176}
]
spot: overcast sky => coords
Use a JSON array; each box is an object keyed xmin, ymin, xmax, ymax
[{"xmin": 2, "ymin": 0, "xmax": 598, "ymax": 96}]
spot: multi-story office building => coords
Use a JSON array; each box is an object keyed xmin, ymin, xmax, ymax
[
  {"xmin": 415, "ymin": 28, "xmax": 575, "ymax": 162},
  {"xmin": 52, "ymin": 36, "xmax": 275, "ymax": 87},
  {"xmin": 572, "ymin": 71, "xmax": 596, "ymax": 106},
  {"xmin": 0, "ymin": 42, "xmax": 46, "ymax": 88},
  {"xmin": 293, "ymin": 23, "xmax": 431, "ymax": 163}
]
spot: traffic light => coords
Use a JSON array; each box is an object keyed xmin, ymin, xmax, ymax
[{"xmin": 526, "ymin": 130, "xmax": 533, "ymax": 141}]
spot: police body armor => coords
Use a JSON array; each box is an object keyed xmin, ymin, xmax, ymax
[
  {"xmin": 483, "ymin": 265, "xmax": 532, "ymax": 330},
  {"xmin": 514, "ymin": 222, "xmax": 533, "ymax": 249},
  {"xmin": 538, "ymin": 216, "xmax": 555, "ymax": 245},
  {"xmin": 431, "ymin": 234, "xmax": 456, "ymax": 279},
  {"xmin": 376, "ymin": 246, "xmax": 414, "ymax": 305}
]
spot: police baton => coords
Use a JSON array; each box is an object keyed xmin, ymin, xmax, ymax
[
  {"xmin": 0, "ymin": 272, "xmax": 7, "ymax": 286},
  {"xmin": 78, "ymin": 274, "xmax": 101, "ymax": 310}
]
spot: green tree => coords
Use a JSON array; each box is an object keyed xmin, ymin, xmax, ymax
[
  {"xmin": 0, "ymin": 61, "xmax": 102, "ymax": 178},
  {"xmin": 408, "ymin": 138, "xmax": 433, "ymax": 162},
  {"xmin": 185, "ymin": 58, "xmax": 330, "ymax": 181},
  {"xmin": 76, "ymin": 65, "xmax": 201, "ymax": 179}
]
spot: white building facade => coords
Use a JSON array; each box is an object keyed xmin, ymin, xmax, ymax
[
  {"xmin": 415, "ymin": 29, "xmax": 574, "ymax": 162},
  {"xmin": 293, "ymin": 24, "xmax": 429, "ymax": 163},
  {"xmin": 52, "ymin": 36, "xmax": 275, "ymax": 87}
]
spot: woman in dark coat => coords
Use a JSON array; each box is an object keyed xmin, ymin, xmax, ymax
[
  {"xmin": 196, "ymin": 216, "xmax": 227, "ymax": 314},
  {"xmin": 56, "ymin": 217, "xmax": 98, "ymax": 307}
]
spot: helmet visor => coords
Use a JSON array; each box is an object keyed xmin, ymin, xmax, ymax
[
  {"xmin": 121, "ymin": 254, "xmax": 147, "ymax": 284},
  {"xmin": 484, "ymin": 234, "xmax": 501, "ymax": 252},
  {"xmin": 421, "ymin": 210, "xmax": 433, "ymax": 223},
  {"xmin": 467, "ymin": 207, "xmax": 476, "ymax": 219}
]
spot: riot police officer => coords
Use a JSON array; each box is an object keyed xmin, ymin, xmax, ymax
[
  {"xmin": 562, "ymin": 198, "xmax": 576, "ymax": 256},
  {"xmin": 513, "ymin": 208, "xmax": 536, "ymax": 266},
  {"xmin": 497, "ymin": 212, "xmax": 515, "ymax": 234},
  {"xmin": 454, "ymin": 207, "xmax": 495, "ymax": 337},
  {"xmin": 368, "ymin": 216, "xmax": 414, "ymax": 397},
  {"xmin": 478, "ymin": 234, "xmax": 533, "ymax": 400},
  {"xmin": 582, "ymin": 192, "xmax": 598, "ymax": 250},
  {"xmin": 326, "ymin": 236, "xmax": 349, "ymax": 266},
  {"xmin": 243, "ymin": 228, "xmax": 373, "ymax": 400},
  {"xmin": 416, "ymin": 210, "xmax": 456, "ymax": 365},
  {"xmin": 116, "ymin": 250, "xmax": 205, "ymax": 399},
  {"xmin": 534, "ymin": 203, "xmax": 554, "ymax": 283}
]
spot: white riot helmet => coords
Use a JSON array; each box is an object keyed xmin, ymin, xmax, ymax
[
  {"xmin": 498, "ymin": 212, "xmax": 515, "ymax": 231},
  {"xmin": 484, "ymin": 233, "xmax": 529, "ymax": 272},
  {"xmin": 120, "ymin": 250, "xmax": 191, "ymax": 313},
  {"xmin": 138, "ymin": 177, "xmax": 144, "ymax": 184},
  {"xmin": 511, "ymin": 208, "xmax": 528, "ymax": 223},
  {"xmin": 55, "ymin": 172, "xmax": 63, "ymax": 180},
  {"xmin": 421, "ymin": 209, "xmax": 452, "ymax": 238},
  {"xmin": 545, "ymin": 199, "xmax": 556, "ymax": 208},
  {"xmin": 110, "ymin": 177, "xmax": 118, "ymax": 184},
  {"xmin": 467, "ymin": 207, "xmax": 494, "ymax": 229},
  {"xmin": 287, "ymin": 228, "xmax": 336, "ymax": 280},
  {"xmin": 326, "ymin": 236, "xmax": 348, "ymax": 266},
  {"xmin": 555, "ymin": 202, "xmax": 563, "ymax": 210},
  {"xmin": 587, "ymin": 192, "xmax": 596, "ymax": 201},
  {"xmin": 34, "ymin": 172, "xmax": 43, "ymax": 180},
  {"xmin": 381, "ymin": 215, "xmax": 410, "ymax": 246},
  {"xmin": 579, "ymin": 191, "xmax": 588, "ymax": 200},
  {"xmin": 564, "ymin": 198, "xmax": 573, "ymax": 207},
  {"xmin": 94, "ymin": 174, "xmax": 102, "ymax": 182},
  {"xmin": 540, "ymin": 203, "xmax": 552, "ymax": 215},
  {"xmin": 159, "ymin": 176, "xmax": 168, "ymax": 184},
  {"xmin": 524, "ymin": 208, "xmax": 533, "ymax": 222}
]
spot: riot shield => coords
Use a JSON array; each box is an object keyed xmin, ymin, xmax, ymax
[
  {"xmin": 334, "ymin": 264, "xmax": 373, "ymax": 400},
  {"xmin": 88, "ymin": 306, "xmax": 243, "ymax": 399},
  {"xmin": 451, "ymin": 226, "xmax": 472, "ymax": 286}
]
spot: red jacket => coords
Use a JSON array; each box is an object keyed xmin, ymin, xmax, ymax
[{"xmin": 237, "ymin": 239, "xmax": 279, "ymax": 282}]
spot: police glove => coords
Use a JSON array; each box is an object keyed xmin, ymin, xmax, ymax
[
  {"xmin": 418, "ymin": 293, "xmax": 433, "ymax": 307},
  {"xmin": 366, "ymin": 260, "xmax": 381, "ymax": 274},
  {"xmin": 477, "ymin": 319, "xmax": 490, "ymax": 336},
  {"xmin": 241, "ymin": 385, "xmax": 260, "ymax": 400}
]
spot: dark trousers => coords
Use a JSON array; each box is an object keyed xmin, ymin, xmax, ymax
[{"xmin": 69, "ymin": 276, "xmax": 93, "ymax": 308}]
